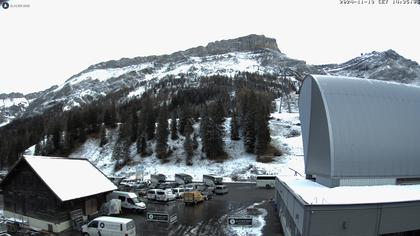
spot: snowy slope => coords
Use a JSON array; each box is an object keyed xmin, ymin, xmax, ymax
[
  {"xmin": 68, "ymin": 108, "xmax": 305, "ymax": 181},
  {"xmin": 317, "ymin": 50, "xmax": 420, "ymax": 84},
  {"xmin": 19, "ymin": 34, "xmax": 315, "ymax": 118},
  {"xmin": 0, "ymin": 95, "xmax": 30, "ymax": 127}
]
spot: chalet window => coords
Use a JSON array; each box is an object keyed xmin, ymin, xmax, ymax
[{"xmin": 88, "ymin": 221, "xmax": 98, "ymax": 228}]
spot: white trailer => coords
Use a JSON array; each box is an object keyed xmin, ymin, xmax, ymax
[
  {"xmin": 203, "ymin": 175, "xmax": 223, "ymax": 187},
  {"xmin": 175, "ymin": 173, "xmax": 193, "ymax": 185},
  {"xmin": 150, "ymin": 174, "xmax": 166, "ymax": 185},
  {"xmin": 256, "ymin": 175, "xmax": 276, "ymax": 188}
]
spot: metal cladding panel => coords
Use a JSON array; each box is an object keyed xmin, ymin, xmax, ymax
[
  {"xmin": 308, "ymin": 208, "xmax": 378, "ymax": 236},
  {"xmin": 379, "ymin": 202, "xmax": 420, "ymax": 234},
  {"xmin": 300, "ymin": 76, "xmax": 332, "ymax": 177},
  {"xmin": 299, "ymin": 77, "xmax": 312, "ymax": 165},
  {"xmin": 304, "ymin": 75, "xmax": 420, "ymax": 178}
]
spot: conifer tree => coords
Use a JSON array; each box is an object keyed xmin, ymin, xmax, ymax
[
  {"xmin": 155, "ymin": 106, "xmax": 169, "ymax": 160},
  {"xmin": 200, "ymin": 105, "xmax": 225, "ymax": 160},
  {"xmin": 230, "ymin": 110, "xmax": 240, "ymax": 141},
  {"xmin": 184, "ymin": 134, "xmax": 194, "ymax": 165},
  {"xmin": 130, "ymin": 112, "xmax": 139, "ymax": 142},
  {"xmin": 170, "ymin": 112, "xmax": 178, "ymax": 140},
  {"xmin": 255, "ymin": 107, "xmax": 271, "ymax": 156},
  {"xmin": 112, "ymin": 123, "xmax": 130, "ymax": 169},
  {"xmin": 178, "ymin": 106, "xmax": 190, "ymax": 136},
  {"xmin": 136, "ymin": 134, "xmax": 147, "ymax": 157},
  {"xmin": 99, "ymin": 124, "xmax": 108, "ymax": 147}
]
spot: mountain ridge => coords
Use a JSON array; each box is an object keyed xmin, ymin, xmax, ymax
[{"xmin": 1, "ymin": 35, "xmax": 420, "ymax": 127}]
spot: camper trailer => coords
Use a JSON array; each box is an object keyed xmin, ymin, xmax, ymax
[
  {"xmin": 175, "ymin": 173, "xmax": 193, "ymax": 186},
  {"xmin": 150, "ymin": 174, "xmax": 166, "ymax": 188},
  {"xmin": 203, "ymin": 175, "xmax": 223, "ymax": 192}
]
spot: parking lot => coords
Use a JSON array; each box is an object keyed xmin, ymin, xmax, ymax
[
  {"xmin": 60, "ymin": 183, "xmax": 283, "ymax": 236},
  {"xmin": 121, "ymin": 183, "xmax": 283, "ymax": 236}
]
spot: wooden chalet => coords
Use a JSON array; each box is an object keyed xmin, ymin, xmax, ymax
[{"xmin": 1, "ymin": 155, "xmax": 117, "ymax": 233}]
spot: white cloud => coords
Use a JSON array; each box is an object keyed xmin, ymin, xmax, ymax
[{"xmin": 0, "ymin": 0, "xmax": 419, "ymax": 93}]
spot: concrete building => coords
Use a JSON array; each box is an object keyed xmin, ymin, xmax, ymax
[{"xmin": 275, "ymin": 75, "xmax": 420, "ymax": 236}]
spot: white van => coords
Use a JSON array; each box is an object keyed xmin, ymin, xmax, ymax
[
  {"xmin": 81, "ymin": 216, "xmax": 135, "ymax": 236},
  {"xmin": 147, "ymin": 189, "xmax": 159, "ymax": 200},
  {"xmin": 214, "ymin": 185, "xmax": 228, "ymax": 195},
  {"xmin": 156, "ymin": 189, "xmax": 176, "ymax": 202},
  {"xmin": 107, "ymin": 191, "xmax": 146, "ymax": 212},
  {"xmin": 172, "ymin": 187, "xmax": 185, "ymax": 198}
]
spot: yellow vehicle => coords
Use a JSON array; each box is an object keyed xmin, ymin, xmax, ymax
[{"xmin": 183, "ymin": 191, "xmax": 205, "ymax": 205}]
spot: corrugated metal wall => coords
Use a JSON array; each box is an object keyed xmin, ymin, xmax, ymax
[{"xmin": 300, "ymin": 75, "xmax": 420, "ymax": 180}]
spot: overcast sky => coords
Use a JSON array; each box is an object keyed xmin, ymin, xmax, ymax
[{"xmin": 0, "ymin": 0, "xmax": 419, "ymax": 94}]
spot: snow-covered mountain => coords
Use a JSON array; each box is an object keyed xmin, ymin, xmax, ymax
[
  {"xmin": 317, "ymin": 50, "xmax": 420, "ymax": 84},
  {"xmin": 0, "ymin": 93, "xmax": 30, "ymax": 127},
  {"xmin": 3, "ymin": 35, "xmax": 420, "ymax": 127},
  {"xmin": 1, "ymin": 35, "xmax": 316, "ymax": 127}
]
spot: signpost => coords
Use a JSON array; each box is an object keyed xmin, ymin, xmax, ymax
[
  {"xmin": 147, "ymin": 212, "xmax": 177, "ymax": 224},
  {"xmin": 228, "ymin": 216, "xmax": 253, "ymax": 226}
]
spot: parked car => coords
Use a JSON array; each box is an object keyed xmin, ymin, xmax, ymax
[
  {"xmin": 106, "ymin": 191, "xmax": 146, "ymax": 212},
  {"xmin": 156, "ymin": 189, "xmax": 176, "ymax": 202},
  {"xmin": 194, "ymin": 183, "xmax": 206, "ymax": 192},
  {"xmin": 184, "ymin": 191, "xmax": 205, "ymax": 205},
  {"xmin": 147, "ymin": 189, "xmax": 159, "ymax": 201},
  {"xmin": 184, "ymin": 184, "xmax": 194, "ymax": 192},
  {"xmin": 172, "ymin": 187, "xmax": 185, "ymax": 198},
  {"xmin": 81, "ymin": 216, "xmax": 136, "ymax": 236},
  {"xmin": 214, "ymin": 185, "xmax": 228, "ymax": 195},
  {"xmin": 157, "ymin": 183, "xmax": 172, "ymax": 189},
  {"xmin": 200, "ymin": 190, "xmax": 214, "ymax": 200},
  {"xmin": 132, "ymin": 181, "xmax": 148, "ymax": 190}
]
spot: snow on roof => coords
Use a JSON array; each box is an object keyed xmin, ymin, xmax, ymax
[
  {"xmin": 24, "ymin": 155, "xmax": 117, "ymax": 201},
  {"xmin": 95, "ymin": 216, "xmax": 133, "ymax": 224},
  {"xmin": 280, "ymin": 177, "xmax": 420, "ymax": 205}
]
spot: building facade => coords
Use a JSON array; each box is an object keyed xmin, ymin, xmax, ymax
[
  {"xmin": 1, "ymin": 156, "xmax": 117, "ymax": 233},
  {"xmin": 276, "ymin": 75, "xmax": 420, "ymax": 236}
]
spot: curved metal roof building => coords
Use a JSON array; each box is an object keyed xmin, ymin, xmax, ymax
[{"xmin": 299, "ymin": 75, "xmax": 420, "ymax": 187}]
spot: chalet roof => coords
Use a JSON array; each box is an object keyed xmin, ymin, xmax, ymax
[{"xmin": 20, "ymin": 155, "xmax": 116, "ymax": 201}]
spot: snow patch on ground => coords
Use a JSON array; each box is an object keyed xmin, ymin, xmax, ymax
[
  {"xmin": 70, "ymin": 129, "xmax": 119, "ymax": 175},
  {"xmin": 69, "ymin": 110, "xmax": 305, "ymax": 181},
  {"xmin": 224, "ymin": 201, "xmax": 268, "ymax": 236}
]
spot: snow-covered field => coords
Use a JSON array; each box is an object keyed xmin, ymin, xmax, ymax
[{"xmin": 69, "ymin": 110, "xmax": 305, "ymax": 182}]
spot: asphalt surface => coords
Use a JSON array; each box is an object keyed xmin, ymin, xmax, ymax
[
  {"xmin": 123, "ymin": 183, "xmax": 283, "ymax": 236},
  {"xmin": 3, "ymin": 183, "xmax": 283, "ymax": 236}
]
